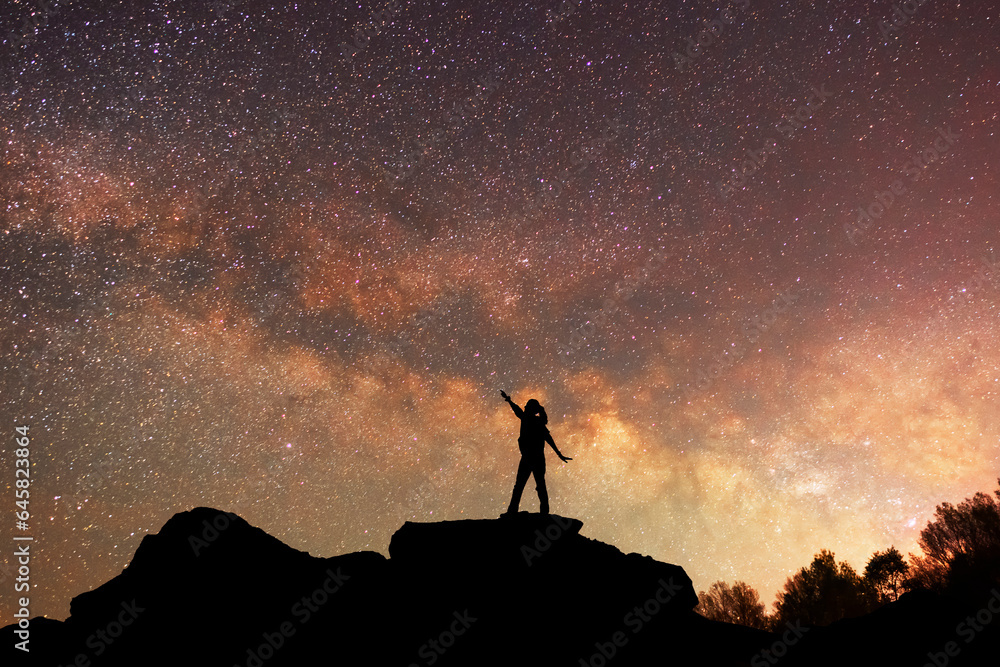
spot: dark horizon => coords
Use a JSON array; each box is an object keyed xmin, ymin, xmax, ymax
[{"xmin": 6, "ymin": 502, "xmax": 999, "ymax": 666}]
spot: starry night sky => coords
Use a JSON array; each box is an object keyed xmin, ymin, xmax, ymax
[{"xmin": 2, "ymin": 0, "xmax": 999, "ymax": 621}]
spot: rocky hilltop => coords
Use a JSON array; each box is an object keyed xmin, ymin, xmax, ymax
[
  {"xmin": 4, "ymin": 508, "xmax": 773, "ymax": 666},
  {"xmin": 8, "ymin": 507, "xmax": 998, "ymax": 665}
]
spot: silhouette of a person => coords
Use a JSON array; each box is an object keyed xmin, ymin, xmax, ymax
[{"xmin": 501, "ymin": 391, "xmax": 571, "ymax": 515}]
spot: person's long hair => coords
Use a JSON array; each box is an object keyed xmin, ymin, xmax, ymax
[{"xmin": 525, "ymin": 399, "xmax": 547, "ymax": 425}]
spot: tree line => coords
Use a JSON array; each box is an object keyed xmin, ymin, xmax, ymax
[{"xmin": 696, "ymin": 479, "xmax": 1000, "ymax": 630}]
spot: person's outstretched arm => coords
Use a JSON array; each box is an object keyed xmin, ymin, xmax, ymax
[
  {"xmin": 545, "ymin": 429, "xmax": 572, "ymax": 462},
  {"xmin": 500, "ymin": 390, "xmax": 523, "ymax": 418}
]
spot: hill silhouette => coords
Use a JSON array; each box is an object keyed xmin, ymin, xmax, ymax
[{"xmin": 3, "ymin": 508, "xmax": 997, "ymax": 665}]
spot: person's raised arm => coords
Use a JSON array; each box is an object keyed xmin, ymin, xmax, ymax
[
  {"xmin": 545, "ymin": 428, "xmax": 572, "ymax": 462},
  {"xmin": 500, "ymin": 390, "xmax": 523, "ymax": 418}
]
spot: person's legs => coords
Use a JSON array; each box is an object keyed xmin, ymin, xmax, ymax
[
  {"xmin": 532, "ymin": 456, "xmax": 549, "ymax": 514},
  {"xmin": 507, "ymin": 456, "xmax": 532, "ymax": 514}
]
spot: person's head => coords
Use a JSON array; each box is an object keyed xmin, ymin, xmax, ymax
[{"xmin": 524, "ymin": 399, "xmax": 547, "ymax": 424}]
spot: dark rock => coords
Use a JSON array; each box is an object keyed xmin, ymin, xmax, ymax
[
  {"xmin": 2, "ymin": 508, "xmax": 774, "ymax": 666},
  {"xmin": 778, "ymin": 588, "xmax": 1000, "ymax": 667}
]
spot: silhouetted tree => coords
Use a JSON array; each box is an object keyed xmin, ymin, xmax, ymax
[
  {"xmin": 696, "ymin": 580, "xmax": 768, "ymax": 630},
  {"xmin": 904, "ymin": 550, "xmax": 948, "ymax": 593},
  {"xmin": 863, "ymin": 547, "xmax": 908, "ymax": 603},
  {"xmin": 774, "ymin": 550, "xmax": 876, "ymax": 627},
  {"xmin": 905, "ymin": 479, "xmax": 1000, "ymax": 595}
]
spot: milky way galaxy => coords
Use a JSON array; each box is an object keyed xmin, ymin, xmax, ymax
[{"xmin": 2, "ymin": 0, "xmax": 999, "ymax": 621}]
